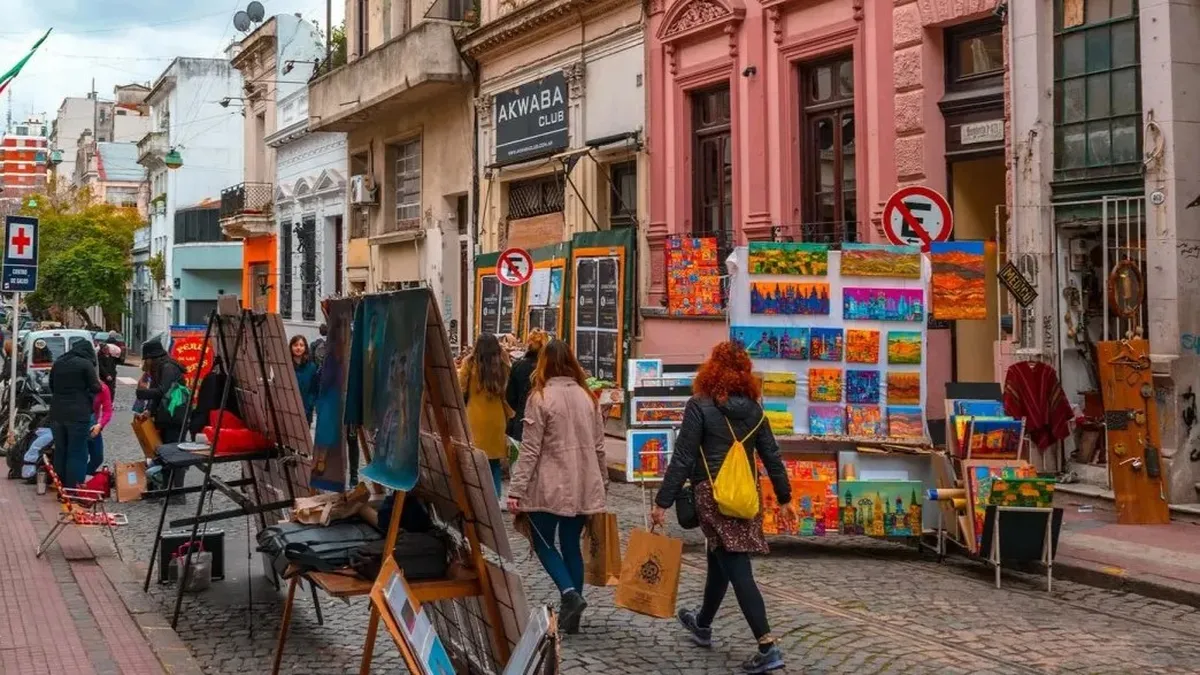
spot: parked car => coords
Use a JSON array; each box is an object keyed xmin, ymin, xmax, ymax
[{"xmin": 93, "ymin": 331, "xmax": 127, "ymax": 364}]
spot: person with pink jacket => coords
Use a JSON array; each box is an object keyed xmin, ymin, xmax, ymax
[{"xmin": 87, "ymin": 382, "xmax": 113, "ymax": 475}]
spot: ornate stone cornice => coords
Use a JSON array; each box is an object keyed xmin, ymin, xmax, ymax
[
  {"xmin": 461, "ymin": 0, "xmax": 634, "ymax": 59},
  {"xmin": 656, "ymin": 0, "xmax": 745, "ymax": 44}
]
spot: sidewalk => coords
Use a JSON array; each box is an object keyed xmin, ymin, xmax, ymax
[{"xmin": 0, "ymin": 475, "xmax": 203, "ymax": 675}]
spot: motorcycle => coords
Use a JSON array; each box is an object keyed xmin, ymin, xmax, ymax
[{"xmin": 4, "ymin": 364, "xmax": 52, "ymax": 479}]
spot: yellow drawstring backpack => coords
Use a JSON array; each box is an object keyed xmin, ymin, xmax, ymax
[{"xmin": 701, "ymin": 416, "xmax": 766, "ymax": 519}]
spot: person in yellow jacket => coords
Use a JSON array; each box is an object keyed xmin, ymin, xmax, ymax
[{"xmin": 459, "ymin": 332, "xmax": 513, "ymax": 499}]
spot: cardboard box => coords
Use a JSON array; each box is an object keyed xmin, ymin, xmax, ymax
[
  {"xmin": 115, "ymin": 461, "xmax": 147, "ymax": 502},
  {"xmin": 131, "ymin": 416, "xmax": 162, "ymax": 460}
]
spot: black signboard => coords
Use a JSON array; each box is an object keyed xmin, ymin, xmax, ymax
[
  {"xmin": 480, "ymin": 275, "xmax": 500, "ymax": 332},
  {"xmin": 598, "ymin": 258, "xmax": 619, "ymax": 330},
  {"xmin": 499, "ymin": 283, "xmax": 517, "ymax": 334},
  {"xmin": 494, "ymin": 72, "xmax": 569, "ymax": 165},
  {"xmin": 595, "ymin": 332, "xmax": 618, "ymax": 382},
  {"xmin": 998, "ymin": 261, "xmax": 1038, "ymax": 307},
  {"xmin": 576, "ymin": 259, "xmax": 598, "ymax": 327},
  {"xmin": 576, "ymin": 331, "xmax": 598, "ymax": 377}
]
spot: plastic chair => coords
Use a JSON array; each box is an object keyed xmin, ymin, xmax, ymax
[{"xmin": 35, "ymin": 455, "xmax": 127, "ymax": 559}]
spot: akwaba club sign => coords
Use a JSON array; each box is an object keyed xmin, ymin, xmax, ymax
[{"xmin": 494, "ymin": 71, "xmax": 569, "ymax": 165}]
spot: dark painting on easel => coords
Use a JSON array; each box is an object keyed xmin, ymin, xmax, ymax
[
  {"xmin": 311, "ymin": 298, "xmax": 355, "ymax": 491},
  {"xmin": 351, "ymin": 291, "xmax": 429, "ymax": 492}
]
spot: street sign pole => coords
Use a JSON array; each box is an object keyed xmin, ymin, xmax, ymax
[
  {"xmin": 7, "ymin": 292, "xmax": 17, "ymax": 448},
  {"xmin": 3, "ymin": 215, "xmax": 40, "ymax": 448}
]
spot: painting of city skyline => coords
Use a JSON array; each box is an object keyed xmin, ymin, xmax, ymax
[
  {"xmin": 930, "ymin": 241, "xmax": 987, "ymax": 320},
  {"xmin": 810, "ymin": 327, "xmax": 844, "ymax": 361},
  {"xmin": 886, "ymin": 371, "xmax": 921, "ymax": 405},
  {"xmin": 846, "ymin": 370, "xmax": 881, "ymax": 404},
  {"xmin": 730, "ymin": 326, "xmax": 811, "ymax": 360},
  {"xmin": 809, "ymin": 405, "xmax": 845, "ymax": 436},
  {"xmin": 626, "ymin": 429, "xmax": 673, "ymax": 482},
  {"xmin": 843, "ymin": 288, "xmax": 925, "ymax": 322},
  {"xmin": 761, "ymin": 479, "xmax": 833, "ymax": 536},
  {"xmin": 846, "ymin": 329, "xmax": 880, "ymax": 364},
  {"xmin": 887, "ymin": 331, "xmax": 922, "ymax": 364},
  {"xmin": 846, "ymin": 405, "xmax": 883, "ymax": 438},
  {"xmin": 809, "ymin": 368, "xmax": 843, "ymax": 402},
  {"xmin": 748, "ymin": 242, "xmax": 830, "ymax": 276},
  {"xmin": 751, "ymin": 281, "xmax": 831, "ymax": 315},
  {"xmin": 839, "ymin": 480, "xmax": 923, "ymax": 537},
  {"xmin": 840, "ymin": 243, "xmax": 923, "ymax": 279}
]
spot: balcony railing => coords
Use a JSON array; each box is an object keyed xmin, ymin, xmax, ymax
[
  {"xmin": 220, "ymin": 182, "xmax": 273, "ymax": 220},
  {"xmin": 133, "ymin": 226, "xmax": 150, "ymax": 252}
]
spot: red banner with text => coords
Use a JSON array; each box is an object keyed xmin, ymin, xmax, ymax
[{"xmin": 169, "ymin": 325, "xmax": 213, "ymax": 400}]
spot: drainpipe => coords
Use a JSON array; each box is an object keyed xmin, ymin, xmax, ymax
[{"xmin": 461, "ymin": 38, "xmax": 481, "ymax": 349}]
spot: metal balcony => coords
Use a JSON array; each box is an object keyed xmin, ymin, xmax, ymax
[{"xmin": 219, "ymin": 182, "xmax": 274, "ymax": 239}]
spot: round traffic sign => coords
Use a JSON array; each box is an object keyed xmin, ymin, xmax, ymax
[
  {"xmin": 882, "ymin": 186, "xmax": 953, "ymax": 251},
  {"xmin": 496, "ymin": 247, "xmax": 534, "ymax": 287}
]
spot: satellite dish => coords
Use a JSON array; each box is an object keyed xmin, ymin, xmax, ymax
[
  {"xmin": 233, "ymin": 10, "xmax": 252, "ymax": 32},
  {"xmin": 247, "ymin": 1, "xmax": 266, "ymax": 22}
]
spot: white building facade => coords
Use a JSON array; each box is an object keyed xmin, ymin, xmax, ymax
[
  {"xmin": 268, "ymin": 85, "xmax": 348, "ymax": 342},
  {"xmin": 137, "ymin": 57, "xmax": 244, "ymax": 342}
]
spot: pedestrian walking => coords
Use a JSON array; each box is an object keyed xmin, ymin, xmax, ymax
[
  {"xmin": 87, "ymin": 381, "xmax": 113, "ymax": 475},
  {"xmin": 310, "ymin": 323, "xmax": 328, "ymax": 368},
  {"xmin": 506, "ymin": 339, "xmax": 607, "ymax": 635},
  {"xmin": 290, "ymin": 335, "xmax": 319, "ymax": 425},
  {"xmin": 505, "ymin": 328, "xmax": 548, "ymax": 443},
  {"xmin": 97, "ymin": 339, "xmax": 119, "ymax": 394},
  {"xmin": 458, "ymin": 332, "xmax": 512, "ymax": 499},
  {"xmin": 48, "ymin": 340, "xmax": 102, "ymax": 488},
  {"xmin": 650, "ymin": 340, "xmax": 795, "ymax": 674}
]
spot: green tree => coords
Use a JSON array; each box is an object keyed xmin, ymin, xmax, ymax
[{"xmin": 19, "ymin": 189, "xmax": 141, "ymax": 326}]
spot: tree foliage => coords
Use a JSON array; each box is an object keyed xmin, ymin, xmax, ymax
[{"xmin": 18, "ymin": 190, "xmax": 141, "ymax": 323}]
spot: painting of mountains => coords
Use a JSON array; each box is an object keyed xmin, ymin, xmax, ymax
[
  {"xmin": 840, "ymin": 243, "xmax": 922, "ymax": 279},
  {"xmin": 930, "ymin": 241, "xmax": 987, "ymax": 320},
  {"xmin": 748, "ymin": 242, "xmax": 829, "ymax": 276}
]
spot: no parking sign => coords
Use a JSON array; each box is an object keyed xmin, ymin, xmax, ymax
[{"xmin": 882, "ymin": 186, "xmax": 953, "ymax": 252}]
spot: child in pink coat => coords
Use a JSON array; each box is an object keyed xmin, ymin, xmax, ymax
[{"xmin": 87, "ymin": 382, "xmax": 113, "ymax": 475}]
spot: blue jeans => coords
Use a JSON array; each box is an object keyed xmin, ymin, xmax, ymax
[
  {"xmin": 87, "ymin": 432, "xmax": 104, "ymax": 475},
  {"xmin": 528, "ymin": 513, "xmax": 587, "ymax": 596},
  {"xmin": 50, "ymin": 420, "xmax": 91, "ymax": 488},
  {"xmin": 489, "ymin": 459, "xmax": 503, "ymax": 498}
]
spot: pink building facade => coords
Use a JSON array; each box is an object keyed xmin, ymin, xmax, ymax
[{"xmin": 643, "ymin": 0, "xmax": 1009, "ymax": 419}]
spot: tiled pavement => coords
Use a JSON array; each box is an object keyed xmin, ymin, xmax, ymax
[{"xmin": 12, "ymin": 365, "xmax": 1200, "ymax": 674}]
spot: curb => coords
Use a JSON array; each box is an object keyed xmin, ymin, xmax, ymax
[{"xmin": 1050, "ymin": 555, "xmax": 1200, "ymax": 610}]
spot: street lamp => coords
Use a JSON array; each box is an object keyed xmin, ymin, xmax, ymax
[{"xmin": 164, "ymin": 148, "xmax": 184, "ymax": 170}]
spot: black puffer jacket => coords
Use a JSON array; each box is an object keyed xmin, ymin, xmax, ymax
[
  {"xmin": 135, "ymin": 356, "xmax": 186, "ymax": 419},
  {"xmin": 48, "ymin": 340, "xmax": 102, "ymax": 424},
  {"xmin": 505, "ymin": 349, "xmax": 539, "ymax": 440},
  {"xmin": 655, "ymin": 395, "xmax": 791, "ymax": 509}
]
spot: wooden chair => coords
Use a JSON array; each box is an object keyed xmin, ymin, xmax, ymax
[{"xmin": 35, "ymin": 455, "xmax": 127, "ymax": 559}]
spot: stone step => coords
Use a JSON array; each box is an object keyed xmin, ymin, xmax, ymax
[{"xmin": 1055, "ymin": 482, "xmax": 1200, "ymax": 524}]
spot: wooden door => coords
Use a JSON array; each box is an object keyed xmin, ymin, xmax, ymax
[{"xmin": 1095, "ymin": 339, "xmax": 1170, "ymax": 525}]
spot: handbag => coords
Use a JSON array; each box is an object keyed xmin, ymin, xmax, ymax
[{"xmin": 674, "ymin": 485, "xmax": 699, "ymax": 529}]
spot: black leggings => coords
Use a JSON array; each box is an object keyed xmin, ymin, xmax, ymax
[{"xmin": 697, "ymin": 547, "xmax": 771, "ymax": 640}]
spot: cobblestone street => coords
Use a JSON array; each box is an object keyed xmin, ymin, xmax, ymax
[{"xmin": 79, "ymin": 365, "xmax": 1200, "ymax": 674}]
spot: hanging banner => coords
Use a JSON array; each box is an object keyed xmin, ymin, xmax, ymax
[{"xmin": 168, "ymin": 324, "xmax": 213, "ymax": 399}]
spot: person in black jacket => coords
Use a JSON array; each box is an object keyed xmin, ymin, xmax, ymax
[
  {"xmin": 651, "ymin": 340, "xmax": 795, "ymax": 675},
  {"xmin": 48, "ymin": 340, "xmax": 102, "ymax": 487},
  {"xmin": 504, "ymin": 329, "xmax": 548, "ymax": 442},
  {"xmin": 97, "ymin": 340, "xmax": 119, "ymax": 394},
  {"xmin": 136, "ymin": 337, "xmax": 188, "ymax": 499}
]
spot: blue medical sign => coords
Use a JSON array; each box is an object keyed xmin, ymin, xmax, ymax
[{"xmin": 2, "ymin": 215, "xmax": 39, "ymax": 293}]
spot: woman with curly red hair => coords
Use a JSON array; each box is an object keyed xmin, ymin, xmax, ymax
[{"xmin": 652, "ymin": 340, "xmax": 794, "ymax": 674}]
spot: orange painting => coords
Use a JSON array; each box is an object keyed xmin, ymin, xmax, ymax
[
  {"xmin": 845, "ymin": 329, "xmax": 880, "ymax": 364},
  {"xmin": 887, "ymin": 371, "xmax": 921, "ymax": 405},
  {"xmin": 930, "ymin": 241, "xmax": 987, "ymax": 320},
  {"xmin": 808, "ymin": 368, "xmax": 843, "ymax": 402}
]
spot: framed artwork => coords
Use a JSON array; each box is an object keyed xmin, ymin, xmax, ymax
[
  {"xmin": 810, "ymin": 327, "xmax": 844, "ymax": 362},
  {"xmin": 846, "ymin": 370, "xmax": 881, "ymax": 404},
  {"xmin": 930, "ymin": 241, "xmax": 987, "ymax": 320},
  {"xmin": 838, "ymin": 480, "xmax": 923, "ymax": 537},
  {"xmin": 840, "ymin": 243, "xmax": 922, "ymax": 279},
  {"xmin": 966, "ymin": 418, "xmax": 1024, "ymax": 460},
  {"xmin": 886, "ymin": 331, "xmax": 922, "ymax": 364},
  {"xmin": 761, "ymin": 371, "xmax": 798, "ymax": 398},
  {"xmin": 630, "ymin": 397, "xmax": 689, "ymax": 426},
  {"xmin": 962, "ymin": 460, "xmax": 1038, "ymax": 550},
  {"xmin": 952, "ymin": 415, "xmax": 1011, "ymax": 457},
  {"xmin": 845, "ymin": 329, "xmax": 880, "ymax": 364},
  {"xmin": 846, "ymin": 405, "xmax": 883, "ymax": 437},
  {"xmin": 886, "ymin": 406, "xmax": 925, "ymax": 439},
  {"xmin": 747, "ymin": 242, "xmax": 829, "ymax": 276},
  {"xmin": 886, "ymin": 371, "xmax": 920, "ymax": 405},
  {"xmin": 988, "ymin": 477, "xmax": 1055, "ymax": 508},
  {"xmin": 808, "ymin": 405, "xmax": 845, "ymax": 436},
  {"xmin": 808, "ymin": 368, "xmax": 844, "ymax": 402},
  {"xmin": 627, "ymin": 359, "xmax": 663, "ymax": 391},
  {"xmin": 750, "ymin": 281, "xmax": 831, "ymax": 315},
  {"xmin": 626, "ymin": 428, "xmax": 674, "ymax": 482},
  {"xmin": 843, "ymin": 288, "xmax": 925, "ymax": 322}
]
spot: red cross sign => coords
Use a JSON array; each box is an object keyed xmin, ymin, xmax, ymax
[
  {"xmin": 9, "ymin": 226, "xmax": 32, "ymax": 259},
  {"xmin": 3, "ymin": 215, "xmax": 39, "ymax": 293}
]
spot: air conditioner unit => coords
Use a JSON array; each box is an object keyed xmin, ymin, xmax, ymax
[{"xmin": 349, "ymin": 174, "xmax": 377, "ymax": 206}]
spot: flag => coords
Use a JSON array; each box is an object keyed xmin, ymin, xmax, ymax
[{"xmin": 0, "ymin": 29, "xmax": 53, "ymax": 97}]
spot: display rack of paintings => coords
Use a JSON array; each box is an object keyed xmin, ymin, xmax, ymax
[
  {"xmin": 961, "ymin": 460, "xmax": 1039, "ymax": 552},
  {"xmin": 625, "ymin": 428, "xmax": 674, "ymax": 482},
  {"xmin": 667, "ymin": 237, "xmax": 722, "ymax": 316},
  {"xmin": 930, "ymin": 241, "xmax": 988, "ymax": 321},
  {"xmin": 947, "ymin": 398, "xmax": 1024, "ymax": 460},
  {"xmin": 726, "ymin": 245, "xmax": 929, "ymax": 443}
]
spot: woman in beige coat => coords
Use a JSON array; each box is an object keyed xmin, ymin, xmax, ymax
[{"xmin": 506, "ymin": 340, "xmax": 607, "ymax": 634}]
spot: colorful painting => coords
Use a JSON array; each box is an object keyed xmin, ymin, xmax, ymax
[
  {"xmin": 778, "ymin": 328, "xmax": 810, "ymax": 360},
  {"xmin": 839, "ymin": 480, "xmax": 923, "ymax": 537},
  {"xmin": 967, "ymin": 418, "xmax": 1024, "ymax": 459},
  {"xmin": 886, "ymin": 331, "xmax": 922, "ymax": 364},
  {"xmin": 930, "ymin": 241, "xmax": 987, "ymax": 320},
  {"xmin": 352, "ymin": 291, "xmax": 429, "ymax": 492},
  {"xmin": 846, "ymin": 370, "xmax": 881, "ymax": 404},
  {"xmin": 751, "ymin": 281, "xmax": 831, "ymax": 315},
  {"xmin": 764, "ymin": 409, "xmax": 795, "ymax": 436},
  {"xmin": 809, "ymin": 368, "xmax": 843, "ymax": 402},
  {"xmin": 311, "ymin": 297, "xmax": 355, "ymax": 491},
  {"xmin": 846, "ymin": 405, "xmax": 883, "ymax": 438},
  {"xmin": 730, "ymin": 326, "xmax": 811, "ymax": 360},
  {"xmin": 952, "ymin": 415, "xmax": 1012, "ymax": 457},
  {"xmin": 631, "ymin": 397, "xmax": 689, "ymax": 426},
  {"xmin": 769, "ymin": 458, "xmax": 840, "ymax": 529},
  {"xmin": 667, "ymin": 237, "xmax": 722, "ymax": 316},
  {"xmin": 810, "ymin": 327, "xmax": 844, "ymax": 362},
  {"xmin": 748, "ymin": 242, "xmax": 830, "ymax": 276},
  {"xmin": 963, "ymin": 461, "xmax": 1039, "ymax": 549},
  {"xmin": 627, "ymin": 359, "xmax": 664, "ymax": 390},
  {"xmin": 808, "ymin": 405, "xmax": 846, "ymax": 436},
  {"xmin": 886, "ymin": 371, "xmax": 921, "ymax": 405},
  {"xmin": 843, "ymin": 288, "xmax": 925, "ymax": 322},
  {"xmin": 954, "ymin": 400, "xmax": 1006, "ymax": 416},
  {"xmin": 840, "ymin": 243, "xmax": 923, "ymax": 279},
  {"xmin": 886, "ymin": 406, "xmax": 925, "ymax": 439},
  {"xmin": 846, "ymin": 329, "xmax": 880, "ymax": 364},
  {"xmin": 762, "ymin": 479, "xmax": 831, "ymax": 536},
  {"xmin": 626, "ymin": 429, "xmax": 674, "ymax": 482},
  {"xmin": 761, "ymin": 372, "xmax": 798, "ymax": 398},
  {"xmin": 988, "ymin": 477, "xmax": 1055, "ymax": 508}
]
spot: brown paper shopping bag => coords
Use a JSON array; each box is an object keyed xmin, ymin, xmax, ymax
[
  {"xmin": 614, "ymin": 527, "xmax": 683, "ymax": 618},
  {"xmin": 131, "ymin": 416, "xmax": 162, "ymax": 460},
  {"xmin": 583, "ymin": 512, "xmax": 622, "ymax": 587},
  {"xmin": 115, "ymin": 461, "xmax": 147, "ymax": 502}
]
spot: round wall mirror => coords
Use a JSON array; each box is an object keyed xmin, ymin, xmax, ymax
[{"xmin": 1107, "ymin": 260, "xmax": 1144, "ymax": 318}]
